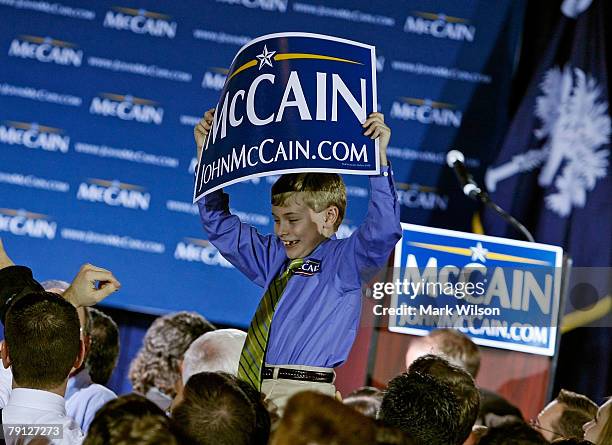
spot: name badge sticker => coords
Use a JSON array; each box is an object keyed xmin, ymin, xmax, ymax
[{"xmin": 294, "ymin": 259, "xmax": 321, "ymax": 276}]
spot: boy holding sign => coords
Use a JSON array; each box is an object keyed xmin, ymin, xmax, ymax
[{"xmin": 194, "ymin": 109, "xmax": 401, "ymax": 410}]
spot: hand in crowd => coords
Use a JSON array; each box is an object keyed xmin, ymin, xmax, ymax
[
  {"xmin": 194, "ymin": 108, "xmax": 215, "ymax": 162},
  {"xmin": 362, "ymin": 112, "xmax": 390, "ymax": 167},
  {"xmin": 0, "ymin": 238, "xmax": 15, "ymax": 270},
  {"xmin": 63, "ymin": 263, "xmax": 121, "ymax": 308}
]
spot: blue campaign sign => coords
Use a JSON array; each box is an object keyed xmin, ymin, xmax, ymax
[
  {"xmin": 194, "ymin": 32, "xmax": 379, "ymax": 201},
  {"xmin": 388, "ymin": 224, "xmax": 564, "ymax": 356}
]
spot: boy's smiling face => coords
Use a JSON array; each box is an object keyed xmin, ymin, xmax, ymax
[{"xmin": 272, "ymin": 193, "xmax": 329, "ymax": 259}]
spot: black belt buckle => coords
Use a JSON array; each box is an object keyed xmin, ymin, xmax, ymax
[{"xmin": 262, "ymin": 366, "xmax": 334, "ymax": 383}]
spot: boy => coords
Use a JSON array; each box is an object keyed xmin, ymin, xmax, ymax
[{"xmin": 194, "ymin": 110, "xmax": 401, "ymax": 410}]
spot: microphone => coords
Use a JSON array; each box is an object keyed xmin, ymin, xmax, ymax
[
  {"xmin": 445, "ymin": 149, "xmax": 535, "ymax": 242},
  {"xmin": 446, "ymin": 150, "xmax": 482, "ymax": 199}
]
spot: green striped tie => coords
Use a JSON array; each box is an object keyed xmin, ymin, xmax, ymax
[{"xmin": 238, "ymin": 258, "xmax": 304, "ymax": 389}]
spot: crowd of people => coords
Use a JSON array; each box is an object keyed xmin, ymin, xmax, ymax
[
  {"xmin": 0, "ymin": 238, "xmax": 610, "ymax": 444},
  {"xmin": 0, "ymin": 112, "xmax": 609, "ymax": 444}
]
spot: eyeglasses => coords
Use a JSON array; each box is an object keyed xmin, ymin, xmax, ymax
[{"xmin": 529, "ymin": 418, "xmax": 565, "ymax": 438}]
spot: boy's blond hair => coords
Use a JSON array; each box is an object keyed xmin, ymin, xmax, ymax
[{"xmin": 271, "ymin": 173, "xmax": 346, "ymax": 230}]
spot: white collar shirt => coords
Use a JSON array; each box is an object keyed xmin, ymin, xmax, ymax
[
  {"xmin": 0, "ymin": 365, "xmax": 12, "ymax": 409},
  {"xmin": 1, "ymin": 388, "xmax": 84, "ymax": 445},
  {"xmin": 65, "ymin": 369, "xmax": 116, "ymax": 432}
]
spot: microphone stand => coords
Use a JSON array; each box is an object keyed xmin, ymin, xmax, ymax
[
  {"xmin": 472, "ymin": 190, "xmax": 535, "ymax": 243},
  {"xmin": 446, "ymin": 150, "xmax": 535, "ymax": 243}
]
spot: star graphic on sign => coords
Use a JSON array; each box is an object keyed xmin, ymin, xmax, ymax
[
  {"xmin": 470, "ymin": 242, "xmax": 489, "ymax": 262},
  {"xmin": 256, "ymin": 45, "xmax": 276, "ymax": 70}
]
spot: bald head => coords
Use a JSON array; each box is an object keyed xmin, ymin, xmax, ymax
[{"xmin": 405, "ymin": 329, "xmax": 480, "ymax": 378}]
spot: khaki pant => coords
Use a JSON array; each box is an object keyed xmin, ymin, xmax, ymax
[{"xmin": 261, "ymin": 364, "xmax": 336, "ymax": 416}]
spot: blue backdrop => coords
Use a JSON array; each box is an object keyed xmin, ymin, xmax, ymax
[{"xmin": 0, "ymin": 0, "xmax": 525, "ymax": 332}]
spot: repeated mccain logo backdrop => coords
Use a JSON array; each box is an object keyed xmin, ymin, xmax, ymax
[{"xmin": 0, "ymin": 0, "xmax": 525, "ymax": 327}]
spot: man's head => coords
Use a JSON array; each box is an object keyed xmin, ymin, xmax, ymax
[
  {"xmin": 84, "ymin": 394, "xmax": 179, "ymax": 445},
  {"xmin": 343, "ymin": 386, "xmax": 383, "ymax": 418},
  {"xmin": 86, "ymin": 308, "xmax": 120, "ymax": 385},
  {"xmin": 181, "ymin": 329, "xmax": 246, "ymax": 385},
  {"xmin": 2, "ymin": 291, "xmax": 83, "ymax": 390},
  {"xmin": 272, "ymin": 391, "xmax": 377, "ymax": 445},
  {"xmin": 42, "ymin": 279, "xmax": 92, "ymax": 374},
  {"xmin": 480, "ymin": 421, "xmax": 547, "ymax": 445},
  {"xmin": 234, "ymin": 378, "xmax": 271, "ymax": 445},
  {"xmin": 40, "ymin": 279, "xmax": 70, "ymax": 295},
  {"xmin": 548, "ymin": 440, "xmax": 594, "ymax": 445},
  {"xmin": 172, "ymin": 371, "xmax": 261, "ymax": 445},
  {"xmin": 408, "ymin": 354, "xmax": 480, "ymax": 444},
  {"xmin": 128, "ymin": 311, "xmax": 215, "ymax": 399},
  {"xmin": 582, "ymin": 397, "xmax": 611, "ymax": 445},
  {"xmin": 534, "ymin": 389, "xmax": 597, "ymax": 442},
  {"xmin": 479, "ymin": 388, "xmax": 524, "ymax": 427},
  {"xmin": 379, "ymin": 371, "xmax": 463, "ymax": 445},
  {"xmin": 405, "ymin": 329, "xmax": 481, "ymax": 378},
  {"xmin": 271, "ymin": 173, "xmax": 346, "ymax": 259}
]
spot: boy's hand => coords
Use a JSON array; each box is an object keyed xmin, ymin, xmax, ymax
[
  {"xmin": 0, "ymin": 238, "xmax": 15, "ymax": 270},
  {"xmin": 362, "ymin": 112, "xmax": 390, "ymax": 166},
  {"xmin": 194, "ymin": 108, "xmax": 215, "ymax": 162},
  {"xmin": 63, "ymin": 263, "xmax": 121, "ymax": 308}
]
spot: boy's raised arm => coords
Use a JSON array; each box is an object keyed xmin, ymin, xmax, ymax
[
  {"xmin": 194, "ymin": 108, "xmax": 215, "ymax": 163},
  {"xmin": 362, "ymin": 112, "xmax": 389, "ymax": 167},
  {"xmin": 194, "ymin": 110, "xmax": 284, "ymax": 287},
  {"xmin": 340, "ymin": 113, "xmax": 402, "ymax": 281}
]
